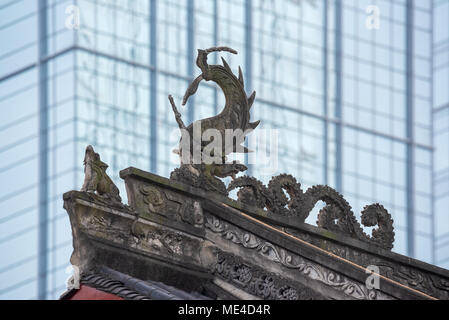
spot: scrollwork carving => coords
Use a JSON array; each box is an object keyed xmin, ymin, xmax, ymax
[
  {"xmin": 376, "ymin": 263, "xmax": 449, "ymax": 299},
  {"xmin": 206, "ymin": 214, "xmax": 389, "ymax": 300},
  {"xmin": 228, "ymin": 174, "xmax": 395, "ymax": 250},
  {"xmin": 141, "ymin": 185, "xmax": 164, "ymax": 206},
  {"xmin": 285, "ymin": 226, "xmax": 449, "ymax": 300}
]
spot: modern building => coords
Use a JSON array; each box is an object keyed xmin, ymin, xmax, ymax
[
  {"xmin": 0, "ymin": 0, "xmax": 446, "ymax": 300},
  {"xmin": 433, "ymin": 0, "xmax": 449, "ymax": 269}
]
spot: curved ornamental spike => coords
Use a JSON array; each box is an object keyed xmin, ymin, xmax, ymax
[
  {"xmin": 228, "ymin": 174, "xmax": 395, "ymax": 250},
  {"xmin": 169, "ymin": 47, "xmax": 260, "ymax": 195}
]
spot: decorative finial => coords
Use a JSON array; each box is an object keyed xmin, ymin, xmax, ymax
[
  {"xmin": 81, "ymin": 145, "xmax": 121, "ymax": 203},
  {"xmin": 169, "ymin": 47, "xmax": 259, "ymax": 195}
]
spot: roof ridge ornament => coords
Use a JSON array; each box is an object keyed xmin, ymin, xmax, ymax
[
  {"xmin": 168, "ymin": 47, "xmax": 259, "ymax": 195},
  {"xmin": 167, "ymin": 46, "xmax": 394, "ymax": 250},
  {"xmin": 228, "ymin": 174, "xmax": 395, "ymax": 250},
  {"xmin": 80, "ymin": 145, "xmax": 122, "ymax": 203}
]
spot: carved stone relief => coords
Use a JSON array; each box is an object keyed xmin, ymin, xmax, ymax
[
  {"xmin": 134, "ymin": 182, "xmax": 204, "ymax": 228},
  {"xmin": 75, "ymin": 202, "xmax": 203, "ymax": 266},
  {"xmin": 284, "ymin": 227, "xmax": 449, "ymax": 300},
  {"xmin": 212, "ymin": 251, "xmax": 322, "ymax": 300},
  {"xmin": 228, "ymin": 174, "xmax": 395, "ymax": 250},
  {"xmin": 205, "ymin": 213, "xmax": 391, "ymax": 300}
]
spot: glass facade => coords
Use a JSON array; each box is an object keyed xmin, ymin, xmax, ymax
[
  {"xmin": 434, "ymin": 0, "xmax": 449, "ymax": 269},
  {"xmin": 339, "ymin": 0, "xmax": 434, "ymax": 262},
  {"xmin": 0, "ymin": 0, "xmax": 447, "ymax": 299}
]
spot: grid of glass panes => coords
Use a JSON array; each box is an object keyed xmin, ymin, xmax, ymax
[
  {"xmin": 251, "ymin": 0, "xmax": 326, "ymax": 189},
  {"xmin": 340, "ymin": 0, "xmax": 434, "ymax": 260},
  {"xmin": 434, "ymin": 0, "xmax": 449, "ymax": 269},
  {"xmin": 0, "ymin": 0, "xmax": 447, "ymax": 299}
]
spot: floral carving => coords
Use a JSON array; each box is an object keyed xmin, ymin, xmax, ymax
[
  {"xmin": 278, "ymin": 286, "xmax": 298, "ymax": 300},
  {"xmin": 206, "ymin": 214, "xmax": 390, "ymax": 300},
  {"xmin": 213, "ymin": 251, "xmax": 317, "ymax": 300},
  {"xmin": 140, "ymin": 185, "xmax": 164, "ymax": 208}
]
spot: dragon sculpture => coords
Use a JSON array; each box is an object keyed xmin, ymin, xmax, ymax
[
  {"xmin": 167, "ymin": 46, "xmax": 395, "ymax": 250},
  {"xmin": 169, "ymin": 47, "xmax": 259, "ymax": 195}
]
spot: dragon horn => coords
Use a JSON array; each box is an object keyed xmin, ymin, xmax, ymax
[
  {"xmin": 248, "ymin": 91, "xmax": 256, "ymax": 109},
  {"xmin": 238, "ymin": 66, "xmax": 244, "ymax": 88},
  {"xmin": 221, "ymin": 57, "xmax": 232, "ymax": 73}
]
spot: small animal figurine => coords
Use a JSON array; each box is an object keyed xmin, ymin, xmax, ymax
[{"xmin": 81, "ymin": 145, "xmax": 121, "ymax": 203}]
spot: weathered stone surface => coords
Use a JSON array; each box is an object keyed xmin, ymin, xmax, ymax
[
  {"xmin": 228, "ymin": 174, "xmax": 395, "ymax": 251},
  {"xmin": 64, "ymin": 47, "xmax": 449, "ymax": 300},
  {"xmin": 64, "ymin": 167, "xmax": 449, "ymax": 300},
  {"xmin": 63, "ymin": 190, "xmax": 213, "ymax": 295},
  {"xmin": 212, "ymin": 250, "xmax": 324, "ymax": 300},
  {"xmin": 167, "ymin": 47, "xmax": 259, "ymax": 196},
  {"xmin": 81, "ymin": 145, "xmax": 121, "ymax": 203}
]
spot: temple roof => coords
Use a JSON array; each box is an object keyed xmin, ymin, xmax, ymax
[
  {"xmin": 60, "ymin": 266, "xmax": 209, "ymax": 300},
  {"xmin": 62, "ymin": 166, "xmax": 449, "ymax": 300},
  {"xmin": 62, "ymin": 47, "xmax": 449, "ymax": 300}
]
